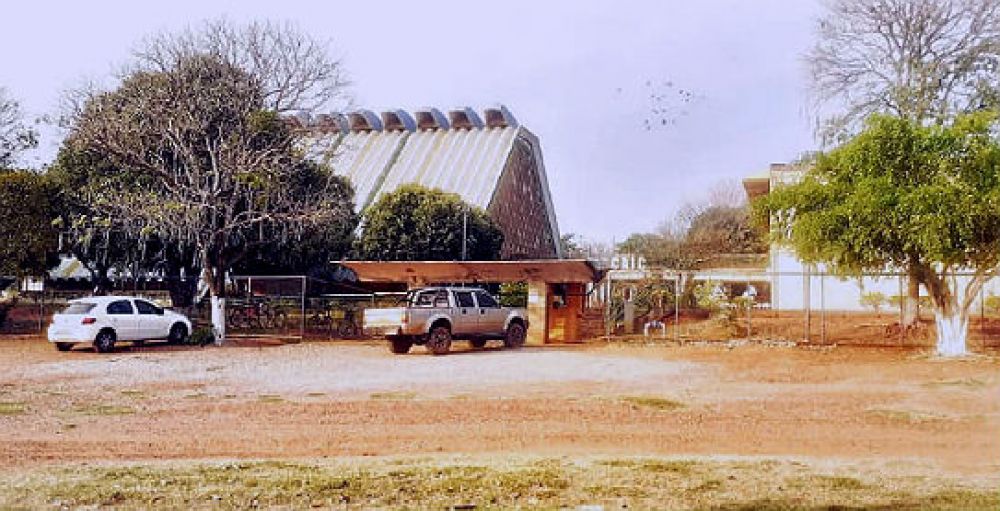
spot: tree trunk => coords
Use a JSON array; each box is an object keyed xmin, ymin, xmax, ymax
[
  {"xmin": 933, "ymin": 307, "xmax": 968, "ymax": 357},
  {"xmin": 210, "ymin": 295, "xmax": 226, "ymax": 345},
  {"xmin": 201, "ymin": 260, "xmax": 226, "ymax": 345},
  {"xmin": 902, "ymin": 268, "xmax": 920, "ymax": 327}
]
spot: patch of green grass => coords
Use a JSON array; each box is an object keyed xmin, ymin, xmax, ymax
[
  {"xmin": 923, "ymin": 377, "xmax": 989, "ymax": 389},
  {"xmin": 866, "ymin": 408, "xmax": 949, "ymax": 424},
  {"xmin": 74, "ymin": 404, "xmax": 135, "ymax": 416},
  {"xmin": 621, "ymin": 396, "xmax": 685, "ymax": 411},
  {"xmin": 184, "ymin": 392, "xmax": 208, "ymax": 400},
  {"xmin": 369, "ymin": 391, "xmax": 417, "ymax": 401},
  {"xmin": 257, "ymin": 395, "xmax": 284, "ymax": 403},
  {"xmin": 0, "ymin": 458, "xmax": 997, "ymax": 510},
  {"xmin": 598, "ymin": 459, "xmax": 696, "ymax": 475},
  {"xmin": 790, "ymin": 474, "xmax": 867, "ymax": 491},
  {"xmin": 305, "ymin": 392, "xmax": 326, "ymax": 398},
  {"xmin": 0, "ymin": 401, "xmax": 27, "ymax": 415},
  {"xmin": 119, "ymin": 390, "xmax": 146, "ymax": 399}
]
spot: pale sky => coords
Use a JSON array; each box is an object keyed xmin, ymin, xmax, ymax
[{"xmin": 0, "ymin": 0, "xmax": 823, "ymax": 243}]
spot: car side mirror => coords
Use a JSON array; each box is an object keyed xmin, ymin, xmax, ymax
[{"xmin": 157, "ymin": 309, "xmax": 165, "ymax": 316}]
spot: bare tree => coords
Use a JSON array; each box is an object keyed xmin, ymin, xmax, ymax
[
  {"xmin": 133, "ymin": 19, "xmax": 351, "ymax": 114},
  {"xmin": 809, "ymin": 0, "xmax": 1000, "ymax": 142},
  {"xmin": 0, "ymin": 87, "xmax": 37, "ymax": 168},
  {"xmin": 70, "ymin": 55, "xmax": 356, "ymax": 342}
]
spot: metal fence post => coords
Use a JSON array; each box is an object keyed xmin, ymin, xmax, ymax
[
  {"xmin": 746, "ymin": 276, "xmax": 752, "ymax": 341},
  {"xmin": 898, "ymin": 274, "xmax": 904, "ymax": 345},
  {"xmin": 675, "ymin": 274, "xmax": 680, "ymax": 343},
  {"xmin": 820, "ymin": 271, "xmax": 826, "ymax": 345}
]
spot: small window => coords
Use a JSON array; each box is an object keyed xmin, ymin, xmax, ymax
[
  {"xmin": 107, "ymin": 300, "xmax": 134, "ymax": 315},
  {"xmin": 475, "ymin": 291, "xmax": 499, "ymax": 308},
  {"xmin": 135, "ymin": 300, "xmax": 163, "ymax": 315},
  {"xmin": 455, "ymin": 291, "xmax": 475, "ymax": 308},
  {"xmin": 413, "ymin": 292, "xmax": 435, "ymax": 308},
  {"xmin": 433, "ymin": 290, "xmax": 450, "ymax": 308},
  {"xmin": 63, "ymin": 302, "xmax": 95, "ymax": 315}
]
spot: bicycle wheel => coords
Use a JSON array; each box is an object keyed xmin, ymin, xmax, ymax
[{"xmin": 273, "ymin": 310, "xmax": 288, "ymax": 330}]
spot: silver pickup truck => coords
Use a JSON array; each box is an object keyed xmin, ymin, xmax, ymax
[{"xmin": 363, "ymin": 287, "xmax": 529, "ymax": 355}]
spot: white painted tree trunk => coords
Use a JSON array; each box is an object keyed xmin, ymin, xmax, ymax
[
  {"xmin": 210, "ymin": 295, "xmax": 226, "ymax": 345},
  {"xmin": 933, "ymin": 308, "xmax": 968, "ymax": 357}
]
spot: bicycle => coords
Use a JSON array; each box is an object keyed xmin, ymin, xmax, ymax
[{"xmin": 227, "ymin": 299, "xmax": 288, "ymax": 331}]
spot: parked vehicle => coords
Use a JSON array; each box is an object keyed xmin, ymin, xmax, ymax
[
  {"xmin": 363, "ymin": 287, "xmax": 529, "ymax": 355},
  {"xmin": 47, "ymin": 296, "xmax": 193, "ymax": 353}
]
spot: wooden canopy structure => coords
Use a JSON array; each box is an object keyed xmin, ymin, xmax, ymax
[{"xmin": 339, "ymin": 260, "xmax": 602, "ymax": 286}]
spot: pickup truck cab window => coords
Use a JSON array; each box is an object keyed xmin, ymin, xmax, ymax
[
  {"xmin": 475, "ymin": 291, "xmax": 500, "ymax": 308},
  {"xmin": 455, "ymin": 291, "xmax": 475, "ymax": 308}
]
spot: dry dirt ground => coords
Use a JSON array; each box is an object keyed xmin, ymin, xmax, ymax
[{"xmin": 1, "ymin": 335, "xmax": 998, "ymax": 508}]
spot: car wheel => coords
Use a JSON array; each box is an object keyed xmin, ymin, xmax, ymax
[
  {"xmin": 94, "ymin": 330, "xmax": 116, "ymax": 354},
  {"xmin": 55, "ymin": 342, "xmax": 74, "ymax": 352},
  {"xmin": 168, "ymin": 323, "xmax": 188, "ymax": 345},
  {"xmin": 388, "ymin": 336, "xmax": 413, "ymax": 354},
  {"xmin": 504, "ymin": 322, "xmax": 527, "ymax": 349},
  {"xmin": 425, "ymin": 326, "xmax": 452, "ymax": 355},
  {"xmin": 470, "ymin": 338, "xmax": 487, "ymax": 349}
]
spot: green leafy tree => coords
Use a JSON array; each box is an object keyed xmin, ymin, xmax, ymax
[
  {"xmin": 756, "ymin": 112, "xmax": 1000, "ymax": 356},
  {"xmin": 0, "ymin": 171, "xmax": 60, "ymax": 278},
  {"xmin": 233, "ymin": 190, "xmax": 357, "ymax": 277},
  {"xmin": 808, "ymin": 0, "xmax": 1000, "ymax": 325},
  {"xmin": 68, "ymin": 55, "xmax": 355, "ymax": 342},
  {"xmin": 0, "ymin": 172, "xmax": 50, "ymax": 326},
  {"xmin": 357, "ymin": 184, "xmax": 503, "ymax": 261}
]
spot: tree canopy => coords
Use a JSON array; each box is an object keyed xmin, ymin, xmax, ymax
[
  {"xmin": 67, "ymin": 53, "xmax": 356, "ymax": 340},
  {"xmin": 0, "ymin": 171, "xmax": 60, "ymax": 277},
  {"xmin": 356, "ymin": 184, "xmax": 503, "ymax": 261},
  {"xmin": 755, "ymin": 112, "xmax": 1000, "ymax": 355}
]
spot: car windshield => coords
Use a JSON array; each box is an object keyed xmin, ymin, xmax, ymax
[{"xmin": 62, "ymin": 302, "xmax": 96, "ymax": 315}]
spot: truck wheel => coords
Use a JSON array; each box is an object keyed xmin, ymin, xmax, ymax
[
  {"xmin": 425, "ymin": 326, "xmax": 452, "ymax": 355},
  {"xmin": 94, "ymin": 330, "xmax": 116, "ymax": 354},
  {"xmin": 55, "ymin": 342, "xmax": 74, "ymax": 352},
  {"xmin": 504, "ymin": 322, "xmax": 526, "ymax": 349},
  {"xmin": 389, "ymin": 336, "xmax": 413, "ymax": 354},
  {"xmin": 470, "ymin": 339, "xmax": 487, "ymax": 349}
]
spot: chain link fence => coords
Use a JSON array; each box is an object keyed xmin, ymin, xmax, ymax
[{"xmin": 592, "ymin": 270, "xmax": 1000, "ymax": 350}]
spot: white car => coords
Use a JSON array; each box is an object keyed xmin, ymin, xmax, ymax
[{"xmin": 47, "ymin": 296, "xmax": 192, "ymax": 353}]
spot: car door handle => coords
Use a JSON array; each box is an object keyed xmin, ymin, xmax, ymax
[
  {"xmin": 461, "ymin": 309, "xmax": 467, "ymax": 314},
  {"xmin": 480, "ymin": 310, "xmax": 486, "ymax": 315}
]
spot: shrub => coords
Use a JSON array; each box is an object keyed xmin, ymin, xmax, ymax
[
  {"xmin": 985, "ymin": 295, "xmax": 1000, "ymax": 316},
  {"xmin": 860, "ymin": 292, "xmax": 886, "ymax": 311},
  {"xmin": 186, "ymin": 327, "xmax": 215, "ymax": 346}
]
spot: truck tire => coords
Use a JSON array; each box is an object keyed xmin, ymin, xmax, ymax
[
  {"xmin": 426, "ymin": 325, "xmax": 452, "ymax": 355},
  {"xmin": 389, "ymin": 336, "xmax": 413, "ymax": 354},
  {"xmin": 504, "ymin": 322, "xmax": 526, "ymax": 349}
]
